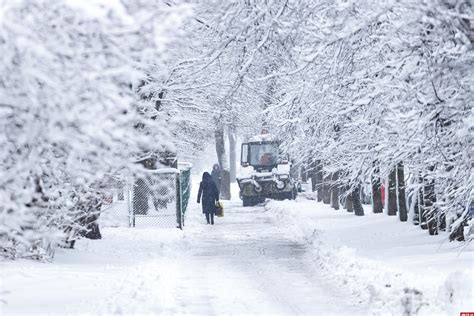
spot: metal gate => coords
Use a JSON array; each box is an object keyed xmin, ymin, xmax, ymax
[{"xmin": 100, "ymin": 165, "xmax": 192, "ymax": 229}]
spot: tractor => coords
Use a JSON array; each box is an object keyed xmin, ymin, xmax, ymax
[{"xmin": 237, "ymin": 134, "xmax": 299, "ymax": 206}]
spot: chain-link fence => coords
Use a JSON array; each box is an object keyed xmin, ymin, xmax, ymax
[
  {"xmin": 100, "ymin": 178, "xmax": 130, "ymax": 228},
  {"xmin": 130, "ymin": 170, "xmax": 179, "ymax": 228},
  {"xmin": 178, "ymin": 163, "xmax": 192, "ymax": 217},
  {"xmin": 100, "ymin": 165, "xmax": 192, "ymax": 229}
]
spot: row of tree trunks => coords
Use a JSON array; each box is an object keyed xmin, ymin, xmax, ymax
[
  {"xmin": 343, "ymin": 185, "xmax": 364, "ymax": 216},
  {"xmin": 385, "ymin": 162, "xmax": 408, "ymax": 222},
  {"xmin": 390, "ymin": 162, "xmax": 440, "ymax": 236},
  {"xmin": 305, "ymin": 161, "xmax": 365, "ymax": 216},
  {"xmin": 307, "ymin": 161, "xmax": 446, "ymax": 238},
  {"xmin": 414, "ymin": 166, "xmax": 439, "ymax": 235}
]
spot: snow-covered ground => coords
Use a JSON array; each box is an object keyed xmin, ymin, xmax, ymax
[
  {"xmin": 1, "ymin": 184, "xmax": 472, "ymax": 315},
  {"xmin": 267, "ymin": 196, "xmax": 474, "ymax": 315}
]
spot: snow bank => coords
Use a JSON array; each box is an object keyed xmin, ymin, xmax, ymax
[{"xmin": 266, "ymin": 198, "xmax": 474, "ymax": 315}]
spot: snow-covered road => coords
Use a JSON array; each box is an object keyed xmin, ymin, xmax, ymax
[{"xmin": 1, "ymin": 199, "xmax": 366, "ymax": 315}]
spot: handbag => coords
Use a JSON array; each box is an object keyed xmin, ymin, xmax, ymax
[{"xmin": 215, "ymin": 201, "xmax": 224, "ymax": 217}]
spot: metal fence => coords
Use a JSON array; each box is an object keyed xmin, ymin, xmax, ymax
[
  {"xmin": 100, "ymin": 165, "xmax": 192, "ymax": 229},
  {"xmin": 99, "ymin": 178, "xmax": 130, "ymax": 228},
  {"xmin": 178, "ymin": 163, "xmax": 192, "ymax": 216}
]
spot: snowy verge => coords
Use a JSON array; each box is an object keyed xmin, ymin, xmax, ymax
[{"xmin": 265, "ymin": 198, "xmax": 474, "ymax": 315}]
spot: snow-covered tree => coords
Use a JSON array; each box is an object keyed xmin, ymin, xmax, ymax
[
  {"xmin": 265, "ymin": 0, "xmax": 472, "ymax": 237},
  {"xmin": 0, "ymin": 0, "xmax": 185, "ymax": 259}
]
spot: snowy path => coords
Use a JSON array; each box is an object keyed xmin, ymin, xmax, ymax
[
  {"xmin": 170, "ymin": 200, "xmax": 366, "ymax": 315},
  {"xmin": 1, "ymin": 199, "xmax": 366, "ymax": 315}
]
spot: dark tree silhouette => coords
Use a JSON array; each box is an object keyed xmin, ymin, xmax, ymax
[
  {"xmin": 397, "ymin": 162, "xmax": 408, "ymax": 222},
  {"xmin": 331, "ymin": 172, "xmax": 340, "ymax": 210},
  {"xmin": 371, "ymin": 166, "xmax": 383, "ymax": 213},
  {"xmin": 345, "ymin": 187, "xmax": 354, "ymax": 212},
  {"xmin": 424, "ymin": 166, "xmax": 438, "ymax": 235},
  {"xmin": 353, "ymin": 186, "xmax": 365, "ymax": 216},
  {"xmin": 387, "ymin": 167, "xmax": 398, "ymax": 216},
  {"xmin": 322, "ymin": 174, "xmax": 331, "ymax": 204}
]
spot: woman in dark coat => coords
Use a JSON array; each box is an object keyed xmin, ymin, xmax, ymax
[{"xmin": 197, "ymin": 172, "xmax": 219, "ymax": 225}]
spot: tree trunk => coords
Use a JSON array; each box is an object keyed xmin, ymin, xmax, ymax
[
  {"xmin": 215, "ymin": 127, "xmax": 227, "ymax": 170},
  {"xmin": 78, "ymin": 196, "xmax": 102, "ymax": 240},
  {"xmin": 353, "ymin": 186, "xmax": 365, "ymax": 216},
  {"xmin": 228, "ymin": 125, "xmax": 237, "ymax": 183},
  {"xmin": 309, "ymin": 160, "xmax": 316, "ymax": 192},
  {"xmin": 220, "ymin": 169, "xmax": 231, "ymax": 200},
  {"xmin": 371, "ymin": 167, "xmax": 383, "ymax": 214},
  {"xmin": 438, "ymin": 213, "xmax": 447, "ymax": 231},
  {"xmin": 322, "ymin": 173, "xmax": 331, "ymax": 204},
  {"xmin": 301, "ymin": 164, "xmax": 308, "ymax": 182},
  {"xmin": 309, "ymin": 160, "xmax": 323, "ymax": 201},
  {"xmin": 387, "ymin": 167, "xmax": 397, "ymax": 216},
  {"xmin": 424, "ymin": 166, "xmax": 438, "ymax": 235},
  {"xmin": 345, "ymin": 188, "xmax": 354, "ymax": 212},
  {"xmin": 419, "ymin": 175, "xmax": 428, "ymax": 230},
  {"xmin": 330, "ymin": 172, "xmax": 339, "ymax": 210},
  {"xmin": 412, "ymin": 188, "xmax": 420, "ymax": 225},
  {"xmin": 397, "ymin": 162, "xmax": 408, "ymax": 222},
  {"xmin": 316, "ymin": 162, "xmax": 323, "ymax": 202},
  {"xmin": 449, "ymin": 214, "xmax": 466, "ymax": 241},
  {"xmin": 215, "ymin": 126, "xmax": 230, "ymax": 200}
]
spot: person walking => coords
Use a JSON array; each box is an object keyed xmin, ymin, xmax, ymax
[
  {"xmin": 197, "ymin": 172, "xmax": 219, "ymax": 225},
  {"xmin": 211, "ymin": 163, "xmax": 222, "ymax": 196}
]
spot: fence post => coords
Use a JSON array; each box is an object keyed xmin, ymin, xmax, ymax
[
  {"xmin": 176, "ymin": 174, "xmax": 183, "ymax": 229},
  {"xmin": 128, "ymin": 183, "xmax": 135, "ymax": 227}
]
